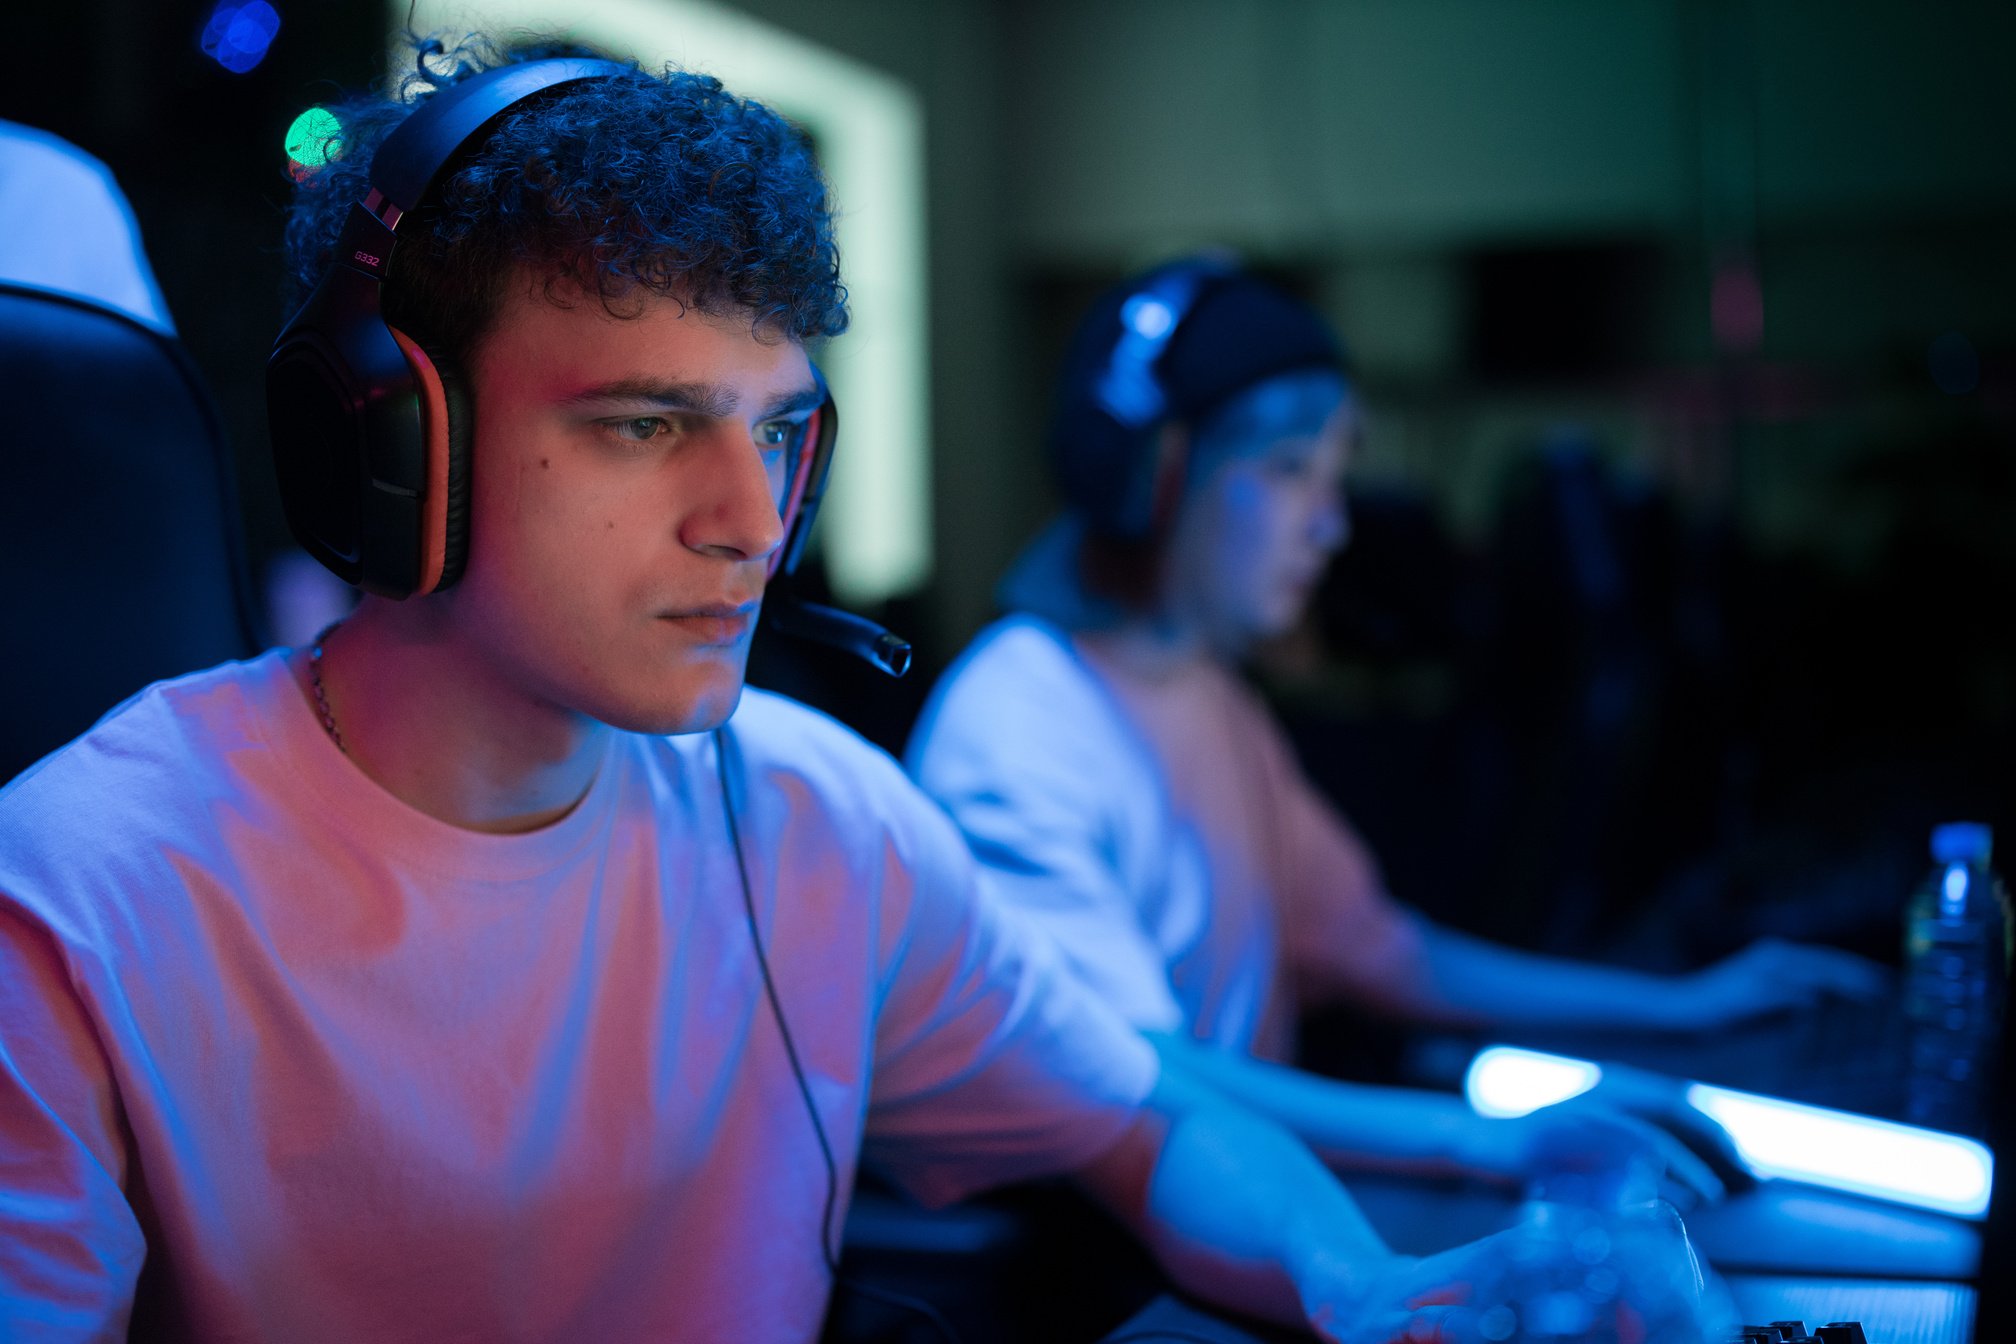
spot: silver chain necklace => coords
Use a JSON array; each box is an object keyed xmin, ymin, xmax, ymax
[{"xmin": 308, "ymin": 622, "xmax": 348, "ymax": 756}]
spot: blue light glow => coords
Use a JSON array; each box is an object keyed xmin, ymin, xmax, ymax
[
  {"xmin": 1943, "ymin": 863, "xmax": 1969, "ymax": 914},
  {"xmin": 1687, "ymin": 1082, "xmax": 1993, "ymax": 1219},
  {"xmin": 1460, "ymin": 1044, "xmax": 1995, "ymax": 1220},
  {"xmin": 1123, "ymin": 295, "xmax": 1175, "ymax": 339},
  {"xmin": 199, "ymin": 0, "xmax": 281, "ymax": 75},
  {"xmin": 1464, "ymin": 1046, "xmax": 1604, "ymax": 1118}
]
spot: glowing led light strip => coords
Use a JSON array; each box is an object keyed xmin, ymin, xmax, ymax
[
  {"xmin": 1463, "ymin": 1045, "xmax": 1995, "ymax": 1220},
  {"xmin": 1465, "ymin": 1045, "xmax": 1604, "ymax": 1118},
  {"xmin": 1686, "ymin": 1082, "xmax": 1993, "ymax": 1219}
]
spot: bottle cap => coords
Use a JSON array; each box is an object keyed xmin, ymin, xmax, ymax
[{"xmin": 1931, "ymin": 822, "xmax": 1993, "ymax": 865}]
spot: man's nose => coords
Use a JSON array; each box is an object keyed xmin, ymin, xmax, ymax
[{"xmin": 682, "ymin": 435, "xmax": 784, "ymax": 564}]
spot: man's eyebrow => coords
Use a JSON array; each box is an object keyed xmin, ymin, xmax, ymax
[
  {"xmin": 557, "ymin": 379, "xmax": 824, "ymax": 421},
  {"xmin": 757, "ymin": 383, "xmax": 826, "ymax": 420},
  {"xmin": 557, "ymin": 379, "xmax": 738, "ymax": 416}
]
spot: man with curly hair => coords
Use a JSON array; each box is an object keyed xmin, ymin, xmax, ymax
[{"xmin": 0, "ymin": 44, "xmax": 1711, "ymax": 1344}]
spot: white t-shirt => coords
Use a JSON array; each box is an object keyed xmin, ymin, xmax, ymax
[
  {"xmin": 0, "ymin": 652, "xmax": 1157, "ymax": 1343},
  {"xmin": 908, "ymin": 616, "xmax": 1419, "ymax": 1061}
]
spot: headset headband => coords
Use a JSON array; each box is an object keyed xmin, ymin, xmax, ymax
[
  {"xmin": 1053, "ymin": 255, "xmax": 1236, "ymax": 537},
  {"xmin": 371, "ymin": 58, "xmax": 627, "ymax": 217},
  {"xmin": 1090, "ymin": 257, "xmax": 1235, "ymax": 431},
  {"xmin": 332, "ymin": 58, "xmax": 629, "ymax": 289}
]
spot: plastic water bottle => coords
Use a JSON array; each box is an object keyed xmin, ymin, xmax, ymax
[{"xmin": 1902, "ymin": 822, "xmax": 2010, "ymax": 1135}]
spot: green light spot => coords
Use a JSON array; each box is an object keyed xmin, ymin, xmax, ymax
[{"xmin": 285, "ymin": 107, "xmax": 344, "ymax": 169}]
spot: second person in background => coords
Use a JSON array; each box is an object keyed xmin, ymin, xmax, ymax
[{"xmin": 907, "ymin": 256, "xmax": 1884, "ymax": 1188}]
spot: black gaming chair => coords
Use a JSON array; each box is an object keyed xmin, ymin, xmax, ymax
[{"xmin": 0, "ymin": 282, "xmax": 264, "ymax": 784}]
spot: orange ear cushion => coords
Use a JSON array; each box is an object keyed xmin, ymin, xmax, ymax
[
  {"xmin": 428, "ymin": 341, "xmax": 474, "ymax": 590},
  {"xmin": 387, "ymin": 326, "xmax": 472, "ymax": 594}
]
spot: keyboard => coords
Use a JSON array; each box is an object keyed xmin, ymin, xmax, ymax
[
  {"xmin": 1727, "ymin": 1275, "xmax": 1973, "ymax": 1344},
  {"xmin": 1097, "ymin": 1294, "xmax": 1908, "ymax": 1343}
]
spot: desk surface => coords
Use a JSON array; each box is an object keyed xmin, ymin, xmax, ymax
[
  {"xmin": 1342, "ymin": 1174, "xmax": 1979, "ymax": 1279},
  {"xmin": 1100, "ymin": 1278, "xmax": 1976, "ymax": 1344}
]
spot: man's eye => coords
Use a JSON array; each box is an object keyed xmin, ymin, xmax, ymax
[
  {"xmin": 756, "ymin": 420, "xmax": 798, "ymax": 449},
  {"xmin": 607, "ymin": 417, "xmax": 671, "ymax": 443}
]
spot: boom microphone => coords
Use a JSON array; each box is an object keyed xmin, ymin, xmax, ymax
[{"xmin": 762, "ymin": 597, "xmax": 912, "ymax": 678}]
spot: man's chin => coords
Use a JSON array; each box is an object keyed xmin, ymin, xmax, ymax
[
  {"xmin": 588, "ymin": 671, "xmax": 748, "ymax": 737},
  {"xmin": 1243, "ymin": 603, "xmax": 1301, "ymax": 644}
]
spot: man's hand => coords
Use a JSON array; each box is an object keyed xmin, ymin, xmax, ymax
[
  {"xmin": 1397, "ymin": 921, "xmax": 1889, "ymax": 1038},
  {"xmin": 1673, "ymin": 936, "xmax": 1888, "ymax": 1030},
  {"xmin": 1452, "ymin": 1099, "xmax": 1726, "ymax": 1208},
  {"xmin": 1317, "ymin": 1201, "xmax": 1734, "ymax": 1344}
]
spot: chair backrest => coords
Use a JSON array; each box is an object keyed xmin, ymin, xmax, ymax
[
  {"xmin": 0, "ymin": 282, "xmax": 263, "ymax": 783},
  {"xmin": 0, "ymin": 119, "xmax": 178, "ymax": 338}
]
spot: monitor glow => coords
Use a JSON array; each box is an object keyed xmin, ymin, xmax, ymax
[
  {"xmin": 1686, "ymin": 1082, "xmax": 1993, "ymax": 1220},
  {"xmin": 1460, "ymin": 1043, "xmax": 1996, "ymax": 1220},
  {"xmin": 1464, "ymin": 1045, "xmax": 1604, "ymax": 1119}
]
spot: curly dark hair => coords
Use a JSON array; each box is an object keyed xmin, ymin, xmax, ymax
[{"xmin": 282, "ymin": 36, "xmax": 847, "ymax": 366}]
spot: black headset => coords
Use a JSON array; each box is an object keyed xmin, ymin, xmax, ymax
[
  {"xmin": 267, "ymin": 57, "xmax": 840, "ymax": 601},
  {"xmin": 1055, "ymin": 254, "xmax": 1237, "ymax": 539}
]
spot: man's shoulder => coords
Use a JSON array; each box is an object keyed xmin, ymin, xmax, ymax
[
  {"xmin": 5, "ymin": 654, "xmax": 281, "ymax": 803},
  {"xmin": 707, "ymin": 686, "xmax": 921, "ymax": 821},
  {"xmin": 684, "ymin": 688, "xmax": 986, "ymax": 910},
  {"xmin": 946, "ymin": 615, "xmax": 1089, "ymax": 695},
  {"xmin": 0, "ymin": 653, "xmax": 288, "ymax": 937},
  {"xmin": 922, "ymin": 616, "xmax": 1105, "ymax": 727},
  {"xmin": 909, "ymin": 615, "xmax": 1123, "ymax": 772},
  {"xmin": 3, "ymin": 654, "xmax": 281, "ymax": 847}
]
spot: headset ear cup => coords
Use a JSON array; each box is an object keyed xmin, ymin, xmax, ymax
[
  {"xmin": 1051, "ymin": 400, "xmax": 1158, "ymax": 540},
  {"xmin": 386, "ymin": 326, "xmax": 474, "ymax": 593}
]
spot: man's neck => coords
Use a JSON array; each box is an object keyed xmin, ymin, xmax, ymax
[{"xmin": 291, "ymin": 601, "xmax": 610, "ymax": 834}]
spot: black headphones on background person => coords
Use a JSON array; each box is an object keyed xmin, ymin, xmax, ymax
[
  {"xmin": 266, "ymin": 57, "xmax": 841, "ymax": 606},
  {"xmin": 1049, "ymin": 254, "xmax": 1349, "ymax": 544},
  {"xmin": 1050, "ymin": 254, "xmax": 1237, "ymax": 540}
]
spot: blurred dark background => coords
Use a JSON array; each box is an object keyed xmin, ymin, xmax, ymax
[{"xmin": 5, "ymin": 0, "xmax": 2013, "ymax": 977}]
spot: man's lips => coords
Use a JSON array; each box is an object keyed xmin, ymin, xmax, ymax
[{"xmin": 657, "ymin": 601, "xmax": 760, "ymax": 645}]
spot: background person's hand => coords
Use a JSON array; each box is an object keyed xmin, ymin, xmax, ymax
[
  {"xmin": 1454, "ymin": 1098, "xmax": 1726, "ymax": 1209},
  {"xmin": 1672, "ymin": 936, "xmax": 1889, "ymax": 1030}
]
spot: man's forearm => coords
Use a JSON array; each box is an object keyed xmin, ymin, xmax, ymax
[
  {"xmin": 1374, "ymin": 922, "xmax": 1690, "ymax": 1031},
  {"xmin": 1147, "ymin": 1032, "xmax": 1478, "ymax": 1175},
  {"xmin": 1075, "ymin": 1062, "xmax": 1408, "ymax": 1332}
]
